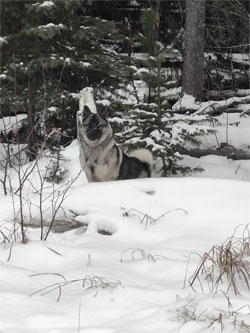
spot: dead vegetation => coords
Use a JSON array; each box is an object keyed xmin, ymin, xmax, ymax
[
  {"xmin": 188, "ymin": 225, "xmax": 250, "ymax": 295},
  {"xmin": 29, "ymin": 273, "xmax": 122, "ymax": 301}
]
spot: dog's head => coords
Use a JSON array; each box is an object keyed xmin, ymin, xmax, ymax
[{"xmin": 77, "ymin": 103, "xmax": 112, "ymax": 145}]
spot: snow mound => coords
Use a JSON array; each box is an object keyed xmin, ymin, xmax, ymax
[{"xmin": 0, "ymin": 175, "xmax": 250, "ymax": 332}]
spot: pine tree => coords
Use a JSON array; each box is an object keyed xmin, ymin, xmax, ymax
[
  {"xmin": 111, "ymin": 102, "xmax": 214, "ymax": 176},
  {"xmin": 0, "ymin": 0, "xmax": 128, "ymax": 158},
  {"xmin": 109, "ymin": 6, "xmax": 214, "ymax": 176}
]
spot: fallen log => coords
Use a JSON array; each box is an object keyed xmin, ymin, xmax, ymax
[
  {"xmin": 179, "ymin": 143, "xmax": 250, "ymax": 160},
  {"xmin": 194, "ymin": 95, "xmax": 250, "ymax": 116}
]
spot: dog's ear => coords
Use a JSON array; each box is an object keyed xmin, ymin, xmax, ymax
[
  {"xmin": 97, "ymin": 104, "xmax": 108, "ymax": 120},
  {"xmin": 83, "ymin": 105, "xmax": 91, "ymax": 119}
]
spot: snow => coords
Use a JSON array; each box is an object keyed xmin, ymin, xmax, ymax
[
  {"xmin": 0, "ymin": 126, "xmax": 250, "ymax": 332},
  {"xmin": 172, "ymin": 93, "xmax": 200, "ymax": 111},
  {"xmin": 114, "ymin": 81, "xmax": 150, "ymax": 104},
  {"xmin": 109, "ymin": 117, "xmax": 129, "ymax": 125},
  {"xmin": 231, "ymin": 53, "xmax": 250, "ymax": 65},
  {"xmin": 130, "ymin": 0, "xmax": 140, "ymax": 6},
  {"xmin": 181, "ymin": 155, "xmax": 250, "ymax": 181},
  {"xmin": 80, "ymin": 61, "xmax": 91, "ymax": 68},
  {"xmin": 194, "ymin": 96, "xmax": 250, "ymax": 116},
  {"xmin": 38, "ymin": 1, "xmax": 55, "ymax": 7},
  {"xmin": 0, "ymin": 114, "xmax": 27, "ymax": 133},
  {"xmin": 96, "ymin": 99, "xmax": 111, "ymax": 107},
  {"xmin": 172, "ymin": 93, "xmax": 250, "ymax": 116},
  {"xmin": 161, "ymin": 86, "xmax": 181, "ymax": 100},
  {"xmin": 207, "ymin": 113, "xmax": 250, "ymax": 150},
  {"xmin": 39, "ymin": 23, "xmax": 56, "ymax": 29},
  {"xmin": 38, "ymin": 23, "xmax": 64, "ymax": 31},
  {"xmin": 236, "ymin": 89, "xmax": 250, "ymax": 96},
  {"xmin": 136, "ymin": 68, "xmax": 150, "ymax": 75},
  {"xmin": 47, "ymin": 106, "xmax": 57, "ymax": 113},
  {"xmin": 0, "ymin": 36, "xmax": 8, "ymax": 46}
]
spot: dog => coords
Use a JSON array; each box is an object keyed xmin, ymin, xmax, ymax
[{"xmin": 77, "ymin": 100, "xmax": 153, "ymax": 182}]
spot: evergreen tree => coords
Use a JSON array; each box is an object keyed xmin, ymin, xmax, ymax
[
  {"xmin": 113, "ymin": 86, "xmax": 214, "ymax": 176},
  {"xmin": 111, "ymin": 102, "xmax": 214, "ymax": 176},
  {"xmin": 110, "ymin": 6, "xmax": 214, "ymax": 176},
  {"xmin": 0, "ymin": 0, "xmax": 128, "ymax": 156}
]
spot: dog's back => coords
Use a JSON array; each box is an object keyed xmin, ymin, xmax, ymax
[{"xmin": 117, "ymin": 148, "xmax": 153, "ymax": 180}]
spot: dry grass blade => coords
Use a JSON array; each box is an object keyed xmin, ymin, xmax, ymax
[
  {"xmin": 120, "ymin": 247, "xmax": 167, "ymax": 263},
  {"xmin": 208, "ymin": 313, "xmax": 225, "ymax": 330},
  {"xmin": 121, "ymin": 207, "xmax": 187, "ymax": 229},
  {"xmin": 189, "ymin": 225, "xmax": 250, "ymax": 295},
  {"xmin": 78, "ymin": 303, "xmax": 82, "ymax": 333},
  {"xmin": 29, "ymin": 274, "xmax": 121, "ymax": 301},
  {"xmin": 30, "ymin": 272, "xmax": 66, "ymax": 282}
]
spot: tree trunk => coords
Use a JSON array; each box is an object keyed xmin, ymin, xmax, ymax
[{"xmin": 182, "ymin": 0, "xmax": 206, "ymax": 100}]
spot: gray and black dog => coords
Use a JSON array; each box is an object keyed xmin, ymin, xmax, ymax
[{"xmin": 77, "ymin": 103, "xmax": 153, "ymax": 182}]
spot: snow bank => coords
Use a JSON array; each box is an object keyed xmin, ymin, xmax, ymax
[
  {"xmin": 172, "ymin": 93, "xmax": 200, "ymax": 111},
  {"xmin": 0, "ymin": 174, "xmax": 250, "ymax": 332},
  {"xmin": 0, "ymin": 114, "xmax": 27, "ymax": 133},
  {"xmin": 0, "ymin": 127, "xmax": 249, "ymax": 333}
]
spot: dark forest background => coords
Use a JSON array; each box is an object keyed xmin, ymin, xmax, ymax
[{"xmin": 0, "ymin": 0, "xmax": 249, "ymax": 176}]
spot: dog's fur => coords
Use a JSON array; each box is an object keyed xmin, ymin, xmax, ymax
[{"xmin": 77, "ymin": 104, "xmax": 153, "ymax": 182}]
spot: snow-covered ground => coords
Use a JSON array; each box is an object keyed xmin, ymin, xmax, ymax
[
  {"xmin": 0, "ymin": 114, "xmax": 27, "ymax": 134},
  {"xmin": 0, "ymin": 136, "xmax": 250, "ymax": 332}
]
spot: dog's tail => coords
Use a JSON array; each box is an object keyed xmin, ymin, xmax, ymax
[{"xmin": 129, "ymin": 148, "xmax": 153, "ymax": 170}]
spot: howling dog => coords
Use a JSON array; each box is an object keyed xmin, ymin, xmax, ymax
[{"xmin": 77, "ymin": 88, "xmax": 153, "ymax": 182}]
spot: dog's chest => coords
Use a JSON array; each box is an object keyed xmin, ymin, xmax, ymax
[{"xmin": 84, "ymin": 149, "xmax": 119, "ymax": 182}]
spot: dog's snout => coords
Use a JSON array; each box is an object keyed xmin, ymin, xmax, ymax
[
  {"xmin": 86, "ymin": 114, "xmax": 102, "ymax": 141},
  {"xmin": 88, "ymin": 114, "xmax": 99, "ymax": 128}
]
